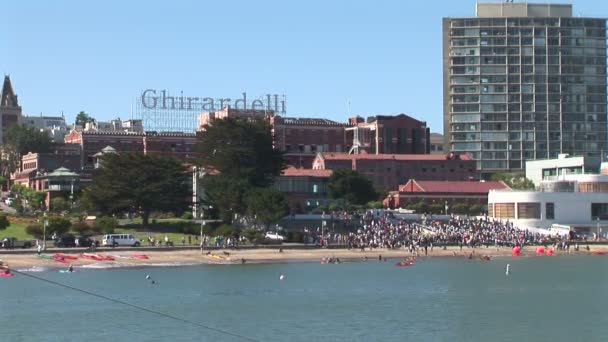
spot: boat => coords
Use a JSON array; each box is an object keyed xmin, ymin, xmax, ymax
[
  {"xmin": 54, "ymin": 253, "xmax": 78, "ymax": 260},
  {"xmin": 395, "ymin": 258, "xmax": 416, "ymax": 267},
  {"xmin": 0, "ymin": 273, "xmax": 13, "ymax": 278},
  {"xmin": 59, "ymin": 270, "xmax": 80, "ymax": 273},
  {"xmin": 133, "ymin": 253, "xmax": 149, "ymax": 259}
]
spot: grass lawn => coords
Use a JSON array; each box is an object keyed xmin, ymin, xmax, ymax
[
  {"xmin": 116, "ymin": 218, "xmax": 204, "ymax": 246},
  {"xmin": 1, "ymin": 223, "xmax": 35, "ymax": 240}
]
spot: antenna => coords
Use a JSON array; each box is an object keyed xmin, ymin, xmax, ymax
[{"xmin": 347, "ymin": 99, "xmax": 351, "ymax": 118}]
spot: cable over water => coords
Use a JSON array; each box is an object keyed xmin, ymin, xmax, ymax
[{"xmin": 11, "ymin": 269, "xmax": 260, "ymax": 342}]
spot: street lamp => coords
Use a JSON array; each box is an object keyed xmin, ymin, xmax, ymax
[
  {"xmin": 597, "ymin": 217, "xmax": 601, "ymax": 242},
  {"xmin": 200, "ymin": 205, "xmax": 213, "ymax": 253},
  {"xmin": 43, "ymin": 212, "xmax": 48, "ymax": 251}
]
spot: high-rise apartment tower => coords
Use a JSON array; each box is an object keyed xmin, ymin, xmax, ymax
[{"xmin": 443, "ymin": 2, "xmax": 607, "ymax": 175}]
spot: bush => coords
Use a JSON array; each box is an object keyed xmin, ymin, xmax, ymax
[
  {"xmin": 215, "ymin": 224, "xmax": 234, "ymax": 237},
  {"xmin": 71, "ymin": 221, "xmax": 91, "ymax": 235},
  {"xmin": 95, "ymin": 216, "xmax": 118, "ymax": 234},
  {"xmin": 181, "ymin": 223, "xmax": 198, "ymax": 235},
  {"xmin": 0, "ymin": 214, "xmax": 9, "ymax": 230},
  {"xmin": 50, "ymin": 197, "xmax": 70, "ymax": 213},
  {"xmin": 367, "ymin": 201, "xmax": 384, "ymax": 209},
  {"xmin": 181, "ymin": 211, "xmax": 194, "ymax": 220},
  {"xmin": 47, "ymin": 216, "xmax": 71, "ymax": 236},
  {"xmin": 26, "ymin": 224, "xmax": 44, "ymax": 239}
]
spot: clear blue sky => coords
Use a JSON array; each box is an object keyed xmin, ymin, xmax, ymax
[{"xmin": 3, "ymin": 0, "xmax": 606, "ymax": 133}]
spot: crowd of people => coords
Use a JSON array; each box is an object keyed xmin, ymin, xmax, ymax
[{"xmin": 304, "ymin": 210, "xmax": 576, "ymax": 252}]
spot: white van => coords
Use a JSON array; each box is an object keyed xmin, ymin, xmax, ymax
[{"xmin": 102, "ymin": 234, "xmax": 140, "ymax": 247}]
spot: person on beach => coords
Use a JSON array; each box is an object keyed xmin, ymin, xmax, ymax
[{"xmin": 37, "ymin": 244, "xmax": 42, "ymax": 256}]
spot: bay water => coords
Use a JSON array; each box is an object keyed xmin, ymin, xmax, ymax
[{"xmin": 2, "ymin": 256, "xmax": 608, "ymax": 341}]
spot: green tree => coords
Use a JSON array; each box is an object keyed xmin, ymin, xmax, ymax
[
  {"xmin": 327, "ymin": 169, "xmax": 378, "ymax": 205},
  {"xmin": 71, "ymin": 221, "xmax": 91, "ymax": 235},
  {"xmin": 47, "ymin": 215, "xmax": 71, "ymax": 236},
  {"xmin": 3, "ymin": 125, "xmax": 53, "ymax": 176},
  {"xmin": 245, "ymin": 187, "xmax": 289, "ymax": 229},
  {"xmin": 50, "ymin": 197, "xmax": 70, "ymax": 213},
  {"xmin": 26, "ymin": 224, "xmax": 44, "ymax": 239},
  {"xmin": 0, "ymin": 176, "xmax": 7, "ymax": 191},
  {"xmin": 490, "ymin": 172, "xmax": 535, "ymax": 190},
  {"xmin": 197, "ymin": 118, "xmax": 285, "ymax": 187},
  {"xmin": 95, "ymin": 216, "xmax": 118, "ymax": 234},
  {"xmin": 75, "ymin": 111, "xmax": 93, "ymax": 127},
  {"xmin": 215, "ymin": 224, "xmax": 234, "ymax": 237},
  {"xmin": 82, "ymin": 153, "xmax": 190, "ymax": 227},
  {"xmin": 0, "ymin": 213, "xmax": 9, "ymax": 230}
]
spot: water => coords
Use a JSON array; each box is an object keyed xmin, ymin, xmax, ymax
[{"xmin": 2, "ymin": 256, "xmax": 608, "ymax": 342}]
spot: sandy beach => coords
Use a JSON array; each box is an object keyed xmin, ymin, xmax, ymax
[{"xmin": 2, "ymin": 244, "xmax": 608, "ymax": 269}]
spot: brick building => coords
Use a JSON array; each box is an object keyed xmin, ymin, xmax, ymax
[
  {"xmin": 384, "ymin": 179, "xmax": 510, "ymax": 209},
  {"xmin": 312, "ymin": 152, "xmax": 477, "ymax": 192},
  {"xmin": 197, "ymin": 107, "xmax": 271, "ymax": 128},
  {"xmin": 64, "ymin": 130, "xmax": 199, "ymax": 169},
  {"xmin": 346, "ymin": 114, "xmax": 430, "ymax": 155},
  {"xmin": 270, "ymin": 116, "xmax": 349, "ymax": 168}
]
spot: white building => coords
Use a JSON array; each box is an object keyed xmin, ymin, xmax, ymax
[
  {"xmin": 23, "ymin": 114, "xmax": 70, "ymax": 142},
  {"xmin": 488, "ymin": 174, "xmax": 608, "ymax": 235},
  {"xmin": 82, "ymin": 118, "xmax": 143, "ymax": 133},
  {"xmin": 525, "ymin": 154, "xmax": 601, "ymax": 187}
]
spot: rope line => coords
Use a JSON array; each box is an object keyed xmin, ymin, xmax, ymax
[{"xmin": 11, "ymin": 269, "xmax": 260, "ymax": 342}]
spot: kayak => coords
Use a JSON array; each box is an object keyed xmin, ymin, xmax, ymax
[
  {"xmin": 54, "ymin": 253, "xmax": 78, "ymax": 260},
  {"xmin": 133, "ymin": 254, "xmax": 149, "ymax": 259},
  {"xmin": 37, "ymin": 255, "xmax": 54, "ymax": 259},
  {"xmin": 395, "ymin": 261, "xmax": 415, "ymax": 267},
  {"xmin": 81, "ymin": 253, "xmax": 115, "ymax": 261},
  {"xmin": 59, "ymin": 270, "xmax": 80, "ymax": 273},
  {"xmin": 0, "ymin": 273, "xmax": 13, "ymax": 277}
]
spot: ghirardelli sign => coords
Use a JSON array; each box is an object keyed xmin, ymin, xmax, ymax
[{"xmin": 140, "ymin": 89, "xmax": 286, "ymax": 114}]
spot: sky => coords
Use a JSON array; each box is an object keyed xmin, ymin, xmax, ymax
[{"xmin": 3, "ymin": 0, "xmax": 607, "ymax": 133}]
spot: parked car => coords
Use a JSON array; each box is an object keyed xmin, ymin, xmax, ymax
[
  {"xmin": 54, "ymin": 235, "xmax": 76, "ymax": 248},
  {"xmin": 102, "ymin": 233, "xmax": 140, "ymax": 247},
  {"xmin": 265, "ymin": 232, "xmax": 286, "ymax": 241},
  {"xmin": 77, "ymin": 236, "xmax": 100, "ymax": 248},
  {"xmin": 1, "ymin": 237, "xmax": 33, "ymax": 249}
]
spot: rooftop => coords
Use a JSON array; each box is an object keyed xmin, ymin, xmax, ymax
[
  {"xmin": 319, "ymin": 153, "xmax": 472, "ymax": 161},
  {"xmin": 400, "ymin": 180, "xmax": 510, "ymax": 193},
  {"xmin": 282, "ymin": 167, "xmax": 332, "ymax": 177}
]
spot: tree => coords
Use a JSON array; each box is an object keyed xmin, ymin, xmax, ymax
[
  {"xmin": 1, "ymin": 125, "xmax": 53, "ymax": 176},
  {"xmin": 71, "ymin": 222, "xmax": 91, "ymax": 235},
  {"xmin": 203, "ymin": 176, "xmax": 250, "ymax": 223},
  {"xmin": 26, "ymin": 224, "xmax": 44, "ymax": 239},
  {"xmin": 197, "ymin": 117, "xmax": 285, "ymax": 187},
  {"xmin": 328, "ymin": 169, "xmax": 378, "ymax": 205},
  {"xmin": 245, "ymin": 187, "xmax": 289, "ymax": 229},
  {"xmin": 491, "ymin": 172, "xmax": 535, "ymax": 190},
  {"xmin": 50, "ymin": 197, "xmax": 70, "ymax": 213},
  {"xmin": 95, "ymin": 216, "xmax": 117, "ymax": 234},
  {"xmin": 0, "ymin": 214, "xmax": 9, "ymax": 230},
  {"xmin": 75, "ymin": 111, "xmax": 93, "ymax": 127},
  {"xmin": 82, "ymin": 153, "xmax": 190, "ymax": 227},
  {"xmin": 47, "ymin": 216, "xmax": 71, "ymax": 236}
]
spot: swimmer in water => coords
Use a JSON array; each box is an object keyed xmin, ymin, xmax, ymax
[{"xmin": 67, "ymin": 264, "xmax": 74, "ymax": 272}]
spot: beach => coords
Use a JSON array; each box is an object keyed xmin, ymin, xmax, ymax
[{"xmin": 3, "ymin": 244, "xmax": 608, "ymax": 269}]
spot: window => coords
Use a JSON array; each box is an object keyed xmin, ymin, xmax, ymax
[
  {"xmin": 591, "ymin": 203, "xmax": 608, "ymax": 220},
  {"xmin": 518, "ymin": 203, "xmax": 540, "ymax": 219},
  {"xmin": 546, "ymin": 203, "xmax": 555, "ymax": 220},
  {"xmin": 494, "ymin": 203, "xmax": 515, "ymax": 218}
]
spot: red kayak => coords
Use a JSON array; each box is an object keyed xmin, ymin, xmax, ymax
[
  {"xmin": 0, "ymin": 273, "xmax": 13, "ymax": 277},
  {"xmin": 593, "ymin": 251, "xmax": 608, "ymax": 255},
  {"xmin": 81, "ymin": 253, "xmax": 114, "ymax": 261},
  {"xmin": 54, "ymin": 253, "xmax": 78, "ymax": 260},
  {"xmin": 395, "ymin": 261, "xmax": 415, "ymax": 267},
  {"xmin": 133, "ymin": 254, "xmax": 149, "ymax": 259}
]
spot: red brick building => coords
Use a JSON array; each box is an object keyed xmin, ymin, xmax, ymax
[
  {"xmin": 270, "ymin": 116, "xmax": 349, "ymax": 168},
  {"xmin": 64, "ymin": 130, "xmax": 199, "ymax": 169},
  {"xmin": 384, "ymin": 179, "xmax": 510, "ymax": 209},
  {"xmin": 346, "ymin": 114, "xmax": 429, "ymax": 155},
  {"xmin": 312, "ymin": 152, "xmax": 477, "ymax": 192}
]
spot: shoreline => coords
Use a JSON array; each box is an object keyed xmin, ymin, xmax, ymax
[{"xmin": 3, "ymin": 244, "xmax": 608, "ymax": 270}]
